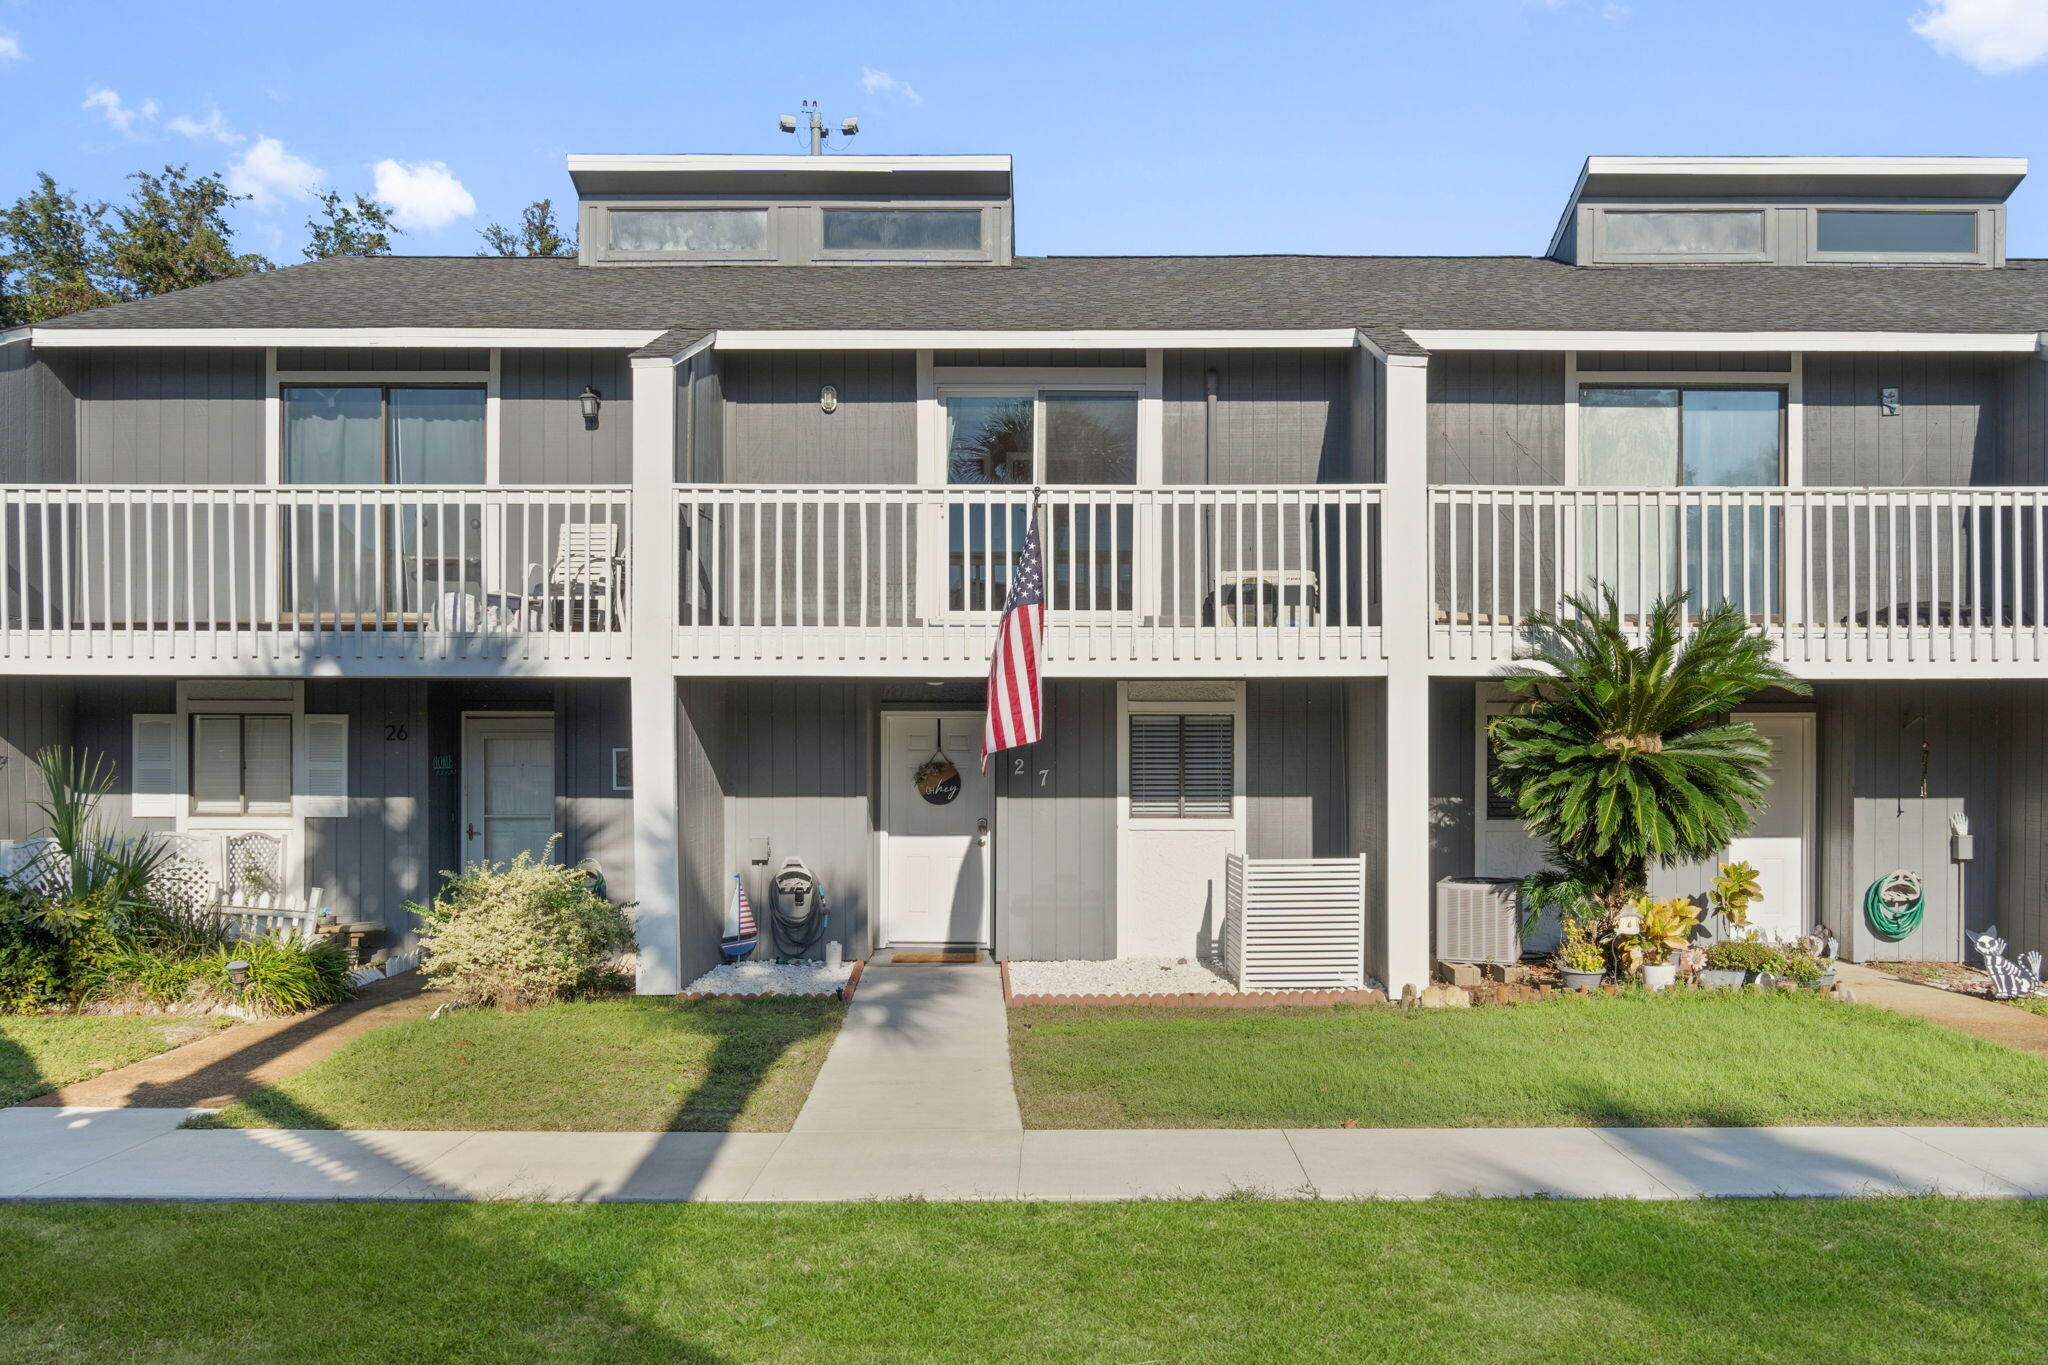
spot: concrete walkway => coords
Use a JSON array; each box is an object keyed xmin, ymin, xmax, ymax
[
  {"xmin": 29, "ymin": 973, "xmax": 444, "ymax": 1109},
  {"xmin": 6, "ymin": 1106, "xmax": 2048, "ymax": 1201},
  {"xmin": 1835, "ymin": 962, "xmax": 2048, "ymax": 1060}
]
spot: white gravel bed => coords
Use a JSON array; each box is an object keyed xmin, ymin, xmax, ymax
[
  {"xmin": 1007, "ymin": 956, "xmax": 1240, "ymax": 996},
  {"xmin": 682, "ymin": 960, "xmax": 854, "ymax": 996}
]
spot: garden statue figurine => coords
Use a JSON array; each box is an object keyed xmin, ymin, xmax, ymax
[{"xmin": 1969, "ymin": 925, "xmax": 2043, "ymax": 1001}]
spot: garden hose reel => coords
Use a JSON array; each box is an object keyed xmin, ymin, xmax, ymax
[{"xmin": 1865, "ymin": 869, "xmax": 1925, "ymax": 942}]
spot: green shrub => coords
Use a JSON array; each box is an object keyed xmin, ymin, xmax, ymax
[
  {"xmin": 194, "ymin": 935, "xmax": 354, "ymax": 1016},
  {"xmin": 411, "ymin": 849, "xmax": 633, "ymax": 1009},
  {"xmin": 1779, "ymin": 948, "xmax": 1828, "ymax": 986},
  {"xmin": 86, "ymin": 945, "xmax": 205, "ymax": 1008},
  {"xmin": 1704, "ymin": 939, "xmax": 1786, "ymax": 975},
  {"xmin": 0, "ymin": 887, "xmax": 118, "ymax": 1013}
]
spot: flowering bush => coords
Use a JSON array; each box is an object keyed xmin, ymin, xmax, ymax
[{"xmin": 411, "ymin": 847, "xmax": 633, "ymax": 1009}]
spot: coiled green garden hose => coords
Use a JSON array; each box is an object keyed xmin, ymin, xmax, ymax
[{"xmin": 1866, "ymin": 870, "xmax": 1925, "ymax": 941}]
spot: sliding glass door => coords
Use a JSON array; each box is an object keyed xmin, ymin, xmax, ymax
[
  {"xmin": 1579, "ymin": 386, "xmax": 1784, "ymax": 617},
  {"xmin": 282, "ymin": 385, "xmax": 487, "ymax": 620},
  {"xmin": 944, "ymin": 388, "xmax": 1139, "ymax": 613}
]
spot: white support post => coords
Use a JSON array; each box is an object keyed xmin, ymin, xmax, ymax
[
  {"xmin": 629, "ymin": 354, "xmax": 683, "ymax": 994},
  {"xmin": 1379, "ymin": 354, "xmax": 1433, "ymax": 997}
]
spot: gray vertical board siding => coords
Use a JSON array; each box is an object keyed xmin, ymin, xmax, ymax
[
  {"xmin": 0, "ymin": 678, "xmax": 76, "ymax": 841},
  {"xmin": 275, "ymin": 349, "xmax": 489, "ymax": 372},
  {"xmin": 1349, "ymin": 347, "xmax": 1385, "ymax": 483},
  {"xmin": 1995, "ymin": 682, "xmax": 2048, "ymax": 962},
  {"xmin": 933, "ymin": 350, "xmax": 1143, "ymax": 368},
  {"xmin": 1996, "ymin": 355, "xmax": 2048, "ymax": 485},
  {"xmin": 1822, "ymin": 682, "xmax": 2001, "ymax": 963},
  {"xmin": 676, "ymin": 681, "xmax": 729, "ymax": 986},
  {"xmin": 1577, "ymin": 353, "xmax": 1788, "ymax": 372},
  {"xmin": 1244, "ymin": 680, "xmax": 1349, "ymax": 858},
  {"xmin": 713, "ymin": 681, "xmax": 873, "ymax": 961},
  {"xmin": 1428, "ymin": 678, "xmax": 1477, "ymax": 893},
  {"xmin": 718, "ymin": 350, "xmax": 916, "ymax": 484},
  {"xmin": 1426, "ymin": 352, "xmax": 1566, "ymax": 485},
  {"xmin": 555, "ymin": 679, "xmax": 634, "ymax": 905},
  {"xmin": 68, "ymin": 679, "xmax": 178, "ymax": 839},
  {"xmin": 73, "ymin": 348, "xmax": 265, "ymax": 483},
  {"xmin": 499, "ymin": 349, "xmax": 634, "ymax": 484},
  {"xmin": 992, "ymin": 680, "xmax": 1117, "ymax": 960},
  {"xmin": 1344, "ymin": 679, "xmax": 1388, "ymax": 986},
  {"xmin": 0, "ymin": 343, "xmax": 78, "ymax": 483},
  {"xmin": 1802, "ymin": 353, "xmax": 2001, "ymax": 486},
  {"xmin": 1161, "ymin": 350, "xmax": 1351, "ymax": 484},
  {"xmin": 304, "ymin": 678, "xmax": 433, "ymax": 950},
  {"xmin": 681, "ymin": 352, "xmax": 725, "ymax": 482}
]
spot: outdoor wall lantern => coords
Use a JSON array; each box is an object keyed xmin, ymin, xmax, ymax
[
  {"xmin": 578, "ymin": 385, "xmax": 603, "ymax": 424},
  {"xmin": 819, "ymin": 384, "xmax": 839, "ymax": 414}
]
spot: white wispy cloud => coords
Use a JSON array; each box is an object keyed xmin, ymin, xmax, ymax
[
  {"xmin": 168, "ymin": 106, "xmax": 240, "ymax": 144},
  {"xmin": 228, "ymin": 135, "xmax": 323, "ymax": 207},
  {"xmin": 859, "ymin": 66, "xmax": 922, "ymax": 104},
  {"xmin": 0, "ymin": 33, "xmax": 23, "ymax": 62},
  {"xmin": 371, "ymin": 158, "xmax": 475, "ymax": 229},
  {"xmin": 1913, "ymin": 0, "xmax": 2048, "ymax": 73},
  {"xmin": 82, "ymin": 86, "xmax": 158, "ymax": 138}
]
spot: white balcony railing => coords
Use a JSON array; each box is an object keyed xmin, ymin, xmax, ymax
[
  {"xmin": 673, "ymin": 485, "xmax": 1384, "ymax": 675},
  {"xmin": 1431, "ymin": 486, "xmax": 2048, "ymax": 671},
  {"xmin": 0, "ymin": 485, "xmax": 631, "ymax": 670}
]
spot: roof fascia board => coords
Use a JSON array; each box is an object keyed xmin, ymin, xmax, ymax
[
  {"xmin": 568, "ymin": 153, "xmax": 1011, "ymax": 174},
  {"xmin": 711, "ymin": 328, "xmax": 1359, "ymax": 351},
  {"xmin": 1404, "ymin": 330, "xmax": 2043, "ymax": 354},
  {"xmin": 30, "ymin": 328, "xmax": 665, "ymax": 350},
  {"xmin": 0, "ymin": 325, "xmax": 31, "ymax": 347}
]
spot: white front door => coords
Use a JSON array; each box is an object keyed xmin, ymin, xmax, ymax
[
  {"xmin": 1726, "ymin": 713, "xmax": 1815, "ymax": 942},
  {"xmin": 462, "ymin": 715, "xmax": 556, "ymax": 866},
  {"xmin": 880, "ymin": 711, "xmax": 992, "ymax": 946}
]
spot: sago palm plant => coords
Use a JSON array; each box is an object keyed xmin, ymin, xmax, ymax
[{"xmin": 1489, "ymin": 586, "xmax": 1808, "ymax": 922}]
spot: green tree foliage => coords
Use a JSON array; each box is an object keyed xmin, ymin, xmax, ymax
[
  {"xmin": 100, "ymin": 166, "xmax": 272, "ymax": 297},
  {"xmin": 1, "ymin": 166, "xmax": 270, "ymax": 323},
  {"xmin": 304, "ymin": 190, "xmax": 401, "ymax": 260},
  {"xmin": 0, "ymin": 173, "xmax": 114, "ymax": 323},
  {"xmin": 478, "ymin": 198, "xmax": 575, "ymax": 257},
  {"xmin": 1487, "ymin": 587, "xmax": 1809, "ymax": 919}
]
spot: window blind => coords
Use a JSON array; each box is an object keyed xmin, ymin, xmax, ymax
[{"xmin": 1129, "ymin": 713, "xmax": 1233, "ymax": 819}]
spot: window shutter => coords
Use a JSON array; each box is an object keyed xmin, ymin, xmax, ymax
[
  {"xmin": 131, "ymin": 715, "xmax": 181, "ymax": 818},
  {"xmin": 295, "ymin": 715, "xmax": 350, "ymax": 818},
  {"xmin": 1129, "ymin": 713, "xmax": 1234, "ymax": 819}
]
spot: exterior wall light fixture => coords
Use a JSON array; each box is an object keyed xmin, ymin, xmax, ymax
[{"xmin": 579, "ymin": 386, "xmax": 603, "ymax": 423}]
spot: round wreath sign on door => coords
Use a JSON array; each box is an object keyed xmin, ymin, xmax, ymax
[{"xmin": 914, "ymin": 749, "xmax": 962, "ymax": 805}]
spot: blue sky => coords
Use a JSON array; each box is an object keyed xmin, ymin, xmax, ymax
[{"xmin": 2, "ymin": 0, "xmax": 2046, "ymax": 261}]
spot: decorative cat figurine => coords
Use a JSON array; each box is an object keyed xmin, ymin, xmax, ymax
[{"xmin": 1969, "ymin": 926, "xmax": 2044, "ymax": 1001}]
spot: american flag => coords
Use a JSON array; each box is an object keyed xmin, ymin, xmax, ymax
[{"xmin": 982, "ymin": 503, "xmax": 1046, "ymax": 772}]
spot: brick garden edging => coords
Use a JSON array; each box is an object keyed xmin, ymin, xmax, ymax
[
  {"xmin": 672, "ymin": 957, "xmax": 865, "ymax": 1003},
  {"xmin": 1000, "ymin": 959, "xmax": 1388, "ymax": 1008}
]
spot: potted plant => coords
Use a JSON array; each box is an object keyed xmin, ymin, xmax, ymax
[
  {"xmin": 1700, "ymin": 937, "xmax": 1784, "ymax": 988},
  {"xmin": 1780, "ymin": 947, "xmax": 1829, "ymax": 990},
  {"xmin": 1621, "ymin": 895, "xmax": 1700, "ymax": 991},
  {"xmin": 1555, "ymin": 913, "xmax": 1607, "ymax": 990},
  {"xmin": 1707, "ymin": 860, "xmax": 1763, "ymax": 937}
]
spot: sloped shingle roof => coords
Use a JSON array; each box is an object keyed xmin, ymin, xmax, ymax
[{"xmin": 32, "ymin": 253, "xmax": 2048, "ymax": 350}]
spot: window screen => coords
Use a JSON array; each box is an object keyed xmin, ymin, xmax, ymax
[
  {"xmin": 821, "ymin": 209, "xmax": 982, "ymax": 252},
  {"xmin": 1129, "ymin": 714, "xmax": 1233, "ymax": 818},
  {"xmin": 191, "ymin": 714, "xmax": 292, "ymax": 816},
  {"xmin": 1602, "ymin": 210, "xmax": 1765, "ymax": 256},
  {"xmin": 1815, "ymin": 210, "xmax": 1976, "ymax": 255}
]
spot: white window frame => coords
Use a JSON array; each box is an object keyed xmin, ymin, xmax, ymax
[
  {"xmin": 188, "ymin": 711, "xmax": 296, "ymax": 818},
  {"xmin": 1117, "ymin": 687, "xmax": 1245, "ymax": 838},
  {"xmin": 916, "ymin": 355, "xmax": 1165, "ymax": 620}
]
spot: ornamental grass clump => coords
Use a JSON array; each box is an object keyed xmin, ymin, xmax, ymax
[{"xmin": 411, "ymin": 846, "xmax": 633, "ymax": 1010}]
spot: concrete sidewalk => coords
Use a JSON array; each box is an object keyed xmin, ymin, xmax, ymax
[{"xmin": 6, "ymin": 1106, "xmax": 2048, "ymax": 1201}]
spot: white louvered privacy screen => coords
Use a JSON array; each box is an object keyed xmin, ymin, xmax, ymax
[
  {"xmin": 1128, "ymin": 713, "xmax": 1233, "ymax": 818},
  {"xmin": 1222, "ymin": 853, "xmax": 1368, "ymax": 990}
]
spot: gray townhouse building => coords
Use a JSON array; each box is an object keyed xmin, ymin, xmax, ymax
[{"xmin": 3, "ymin": 150, "xmax": 2047, "ymax": 995}]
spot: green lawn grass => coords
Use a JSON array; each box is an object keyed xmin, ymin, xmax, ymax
[
  {"xmin": 190, "ymin": 996, "xmax": 842, "ymax": 1132},
  {"xmin": 0, "ymin": 1014, "xmax": 236, "ymax": 1106},
  {"xmin": 1011, "ymin": 990, "xmax": 2048, "ymax": 1128},
  {"xmin": 3, "ymin": 1200, "xmax": 2045, "ymax": 1363}
]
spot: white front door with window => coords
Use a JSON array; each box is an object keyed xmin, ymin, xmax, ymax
[
  {"xmin": 462, "ymin": 716, "xmax": 556, "ymax": 865},
  {"xmin": 1117, "ymin": 689, "xmax": 1243, "ymax": 959},
  {"xmin": 879, "ymin": 711, "xmax": 992, "ymax": 946}
]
